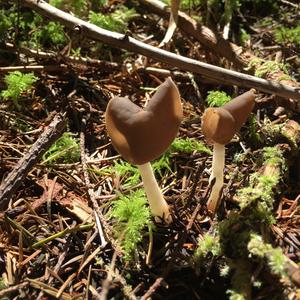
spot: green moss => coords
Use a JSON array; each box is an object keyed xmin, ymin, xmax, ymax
[
  {"xmin": 237, "ymin": 147, "xmax": 285, "ymax": 224},
  {"xmin": 170, "ymin": 137, "xmax": 212, "ymax": 155},
  {"xmin": 195, "ymin": 233, "xmax": 221, "ymax": 260},
  {"xmin": 248, "ymin": 233, "xmax": 287, "ymax": 276},
  {"xmin": 205, "ymin": 90, "xmax": 231, "ymax": 107},
  {"xmin": 32, "ymin": 18, "xmax": 67, "ymax": 46},
  {"xmin": 42, "ymin": 132, "xmax": 80, "ymax": 164},
  {"xmin": 218, "ymin": 214, "xmax": 251, "ymax": 259},
  {"xmin": 0, "ymin": 277, "xmax": 9, "ymax": 300},
  {"xmin": 238, "ymin": 173, "xmax": 278, "ymax": 224},
  {"xmin": 263, "ymin": 146, "xmax": 285, "ymax": 167},
  {"xmin": 239, "ymin": 28, "xmax": 250, "ymax": 46},
  {"xmin": 109, "ymin": 160, "xmax": 140, "ymax": 187},
  {"xmin": 247, "ymin": 58, "xmax": 290, "ymax": 78},
  {"xmin": 89, "ymin": 6, "xmax": 138, "ymax": 33},
  {"xmin": 109, "ymin": 189, "xmax": 152, "ymax": 261},
  {"xmin": 274, "ymin": 25, "xmax": 300, "ymax": 46},
  {"xmin": 1, "ymin": 71, "xmax": 38, "ymax": 109}
]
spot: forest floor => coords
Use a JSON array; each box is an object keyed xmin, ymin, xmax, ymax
[{"xmin": 0, "ymin": 0, "xmax": 299, "ymax": 299}]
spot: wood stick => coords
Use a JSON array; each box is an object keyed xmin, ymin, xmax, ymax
[
  {"xmin": 22, "ymin": 0, "xmax": 300, "ymax": 102},
  {"xmin": 0, "ymin": 113, "xmax": 66, "ymax": 210},
  {"xmin": 0, "ymin": 65, "xmax": 67, "ymax": 73},
  {"xmin": 139, "ymin": 0, "xmax": 300, "ymax": 101},
  {"xmin": 139, "ymin": 0, "xmax": 247, "ymax": 68}
]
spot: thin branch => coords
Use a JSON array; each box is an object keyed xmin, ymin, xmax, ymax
[
  {"xmin": 4, "ymin": 42, "xmax": 121, "ymax": 70},
  {"xmin": 22, "ymin": 0, "xmax": 300, "ymax": 102},
  {"xmin": 0, "ymin": 113, "xmax": 66, "ymax": 210}
]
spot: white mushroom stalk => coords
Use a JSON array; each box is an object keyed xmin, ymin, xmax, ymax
[
  {"xmin": 207, "ymin": 143, "xmax": 225, "ymax": 213},
  {"xmin": 138, "ymin": 163, "xmax": 172, "ymax": 223}
]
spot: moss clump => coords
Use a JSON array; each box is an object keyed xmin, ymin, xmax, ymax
[
  {"xmin": 1, "ymin": 71, "xmax": 38, "ymax": 109},
  {"xmin": 248, "ymin": 233, "xmax": 287, "ymax": 276},
  {"xmin": 42, "ymin": 132, "xmax": 80, "ymax": 164},
  {"xmin": 247, "ymin": 58, "xmax": 290, "ymax": 79},
  {"xmin": 194, "ymin": 232, "xmax": 221, "ymax": 262},
  {"xmin": 205, "ymin": 90, "xmax": 231, "ymax": 107},
  {"xmin": 170, "ymin": 137, "xmax": 212, "ymax": 155},
  {"xmin": 89, "ymin": 6, "xmax": 138, "ymax": 33},
  {"xmin": 237, "ymin": 146, "xmax": 285, "ymax": 224},
  {"xmin": 274, "ymin": 25, "xmax": 300, "ymax": 46},
  {"xmin": 109, "ymin": 189, "xmax": 152, "ymax": 261}
]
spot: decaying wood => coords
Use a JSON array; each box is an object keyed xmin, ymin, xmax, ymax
[
  {"xmin": 0, "ymin": 113, "xmax": 66, "ymax": 210},
  {"xmin": 22, "ymin": 0, "xmax": 300, "ymax": 102}
]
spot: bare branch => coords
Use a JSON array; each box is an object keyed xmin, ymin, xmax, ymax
[
  {"xmin": 0, "ymin": 113, "xmax": 66, "ymax": 210},
  {"xmin": 22, "ymin": 0, "xmax": 300, "ymax": 102}
]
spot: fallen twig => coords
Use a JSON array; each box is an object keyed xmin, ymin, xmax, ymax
[
  {"xmin": 4, "ymin": 42, "xmax": 121, "ymax": 70},
  {"xmin": 0, "ymin": 113, "xmax": 66, "ymax": 210},
  {"xmin": 0, "ymin": 65, "xmax": 67, "ymax": 73},
  {"xmin": 22, "ymin": 0, "xmax": 300, "ymax": 102}
]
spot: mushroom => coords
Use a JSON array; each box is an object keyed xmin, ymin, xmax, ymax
[
  {"xmin": 202, "ymin": 89, "xmax": 256, "ymax": 214},
  {"xmin": 105, "ymin": 77, "xmax": 183, "ymax": 223}
]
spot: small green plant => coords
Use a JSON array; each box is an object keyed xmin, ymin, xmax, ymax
[
  {"xmin": 109, "ymin": 160, "xmax": 141, "ymax": 187},
  {"xmin": 170, "ymin": 137, "xmax": 212, "ymax": 154},
  {"xmin": 194, "ymin": 232, "xmax": 221, "ymax": 264},
  {"xmin": 247, "ymin": 58, "xmax": 290, "ymax": 79},
  {"xmin": 109, "ymin": 189, "xmax": 152, "ymax": 261},
  {"xmin": 248, "ymin": 233, "xmax": 287, "ymax": 276},
  {"xmin": 1, "ymin": 71, "xmax": 38, "ymax": 109},
  {"xmin": 32, "ymin": 16, "xmax": 67, "ymax": 47},
  {"xmin": 42, "ymin": 132, "xmax": 80, "ymax": 164},
  {"xmin": 205, "ymin": 90, "xmax": 231, "ymax": 107},
  {"xmin": 274, "ymin": 25, "xmax": 300, "ymax": 46},
  {"xmin": 89, "ymin": 6, "xmax": 138, "ymax": 33}
]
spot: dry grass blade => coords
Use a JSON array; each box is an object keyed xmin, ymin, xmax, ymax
[
  {"xmin": 56, "ymin": 272, "xmax": 77, "ymax": 298},
  {"xmin": 28, "ymin": 279, "xmax": 73, "ymax": 300},
  {"xmin": 77, "ymin": 245, "xmax": 101, "ymax": 276},
  {"xmin": 31, "ymin": 223, "xmax": 94, "ymax": 249}
]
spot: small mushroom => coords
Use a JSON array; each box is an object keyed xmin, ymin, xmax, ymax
[
  {"xmin": 202, "ymin": 89, "xmax": 256, "ymax": 214},
  {"xmin": 105, "ymin": 77, "xmax": 183, "ymax": 223}
]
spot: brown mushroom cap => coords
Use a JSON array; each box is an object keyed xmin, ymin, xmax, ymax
[
  {"xmin": 202, "ymin": 89, "xmax": 256, "ymax": 144},
  {"xmin": 105, "ymin": 77, "xmax": 183, "ymax": 165}
]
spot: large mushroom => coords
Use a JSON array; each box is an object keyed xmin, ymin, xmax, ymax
[
  {"xmin": 105, "ymin": 77, "xmax": 183, "ymax": 223},
  {"xmin": 202, "ymin": 89, "xmax": 256, "ymax": 214}
]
